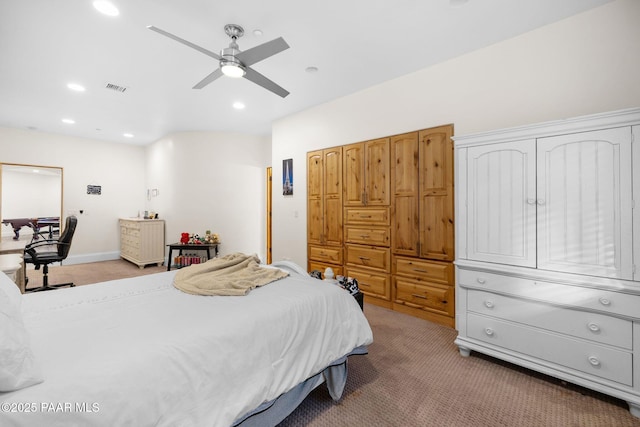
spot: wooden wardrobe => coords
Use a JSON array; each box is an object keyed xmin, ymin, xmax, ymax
[{"xmin": 307, "ymin": 123, "xmax": 455, "ymax": 327}]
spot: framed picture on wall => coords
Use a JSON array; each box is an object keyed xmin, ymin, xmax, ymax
[{"xmin": 282, "ymin": 158, "xmax": 293, "ymax": 195}]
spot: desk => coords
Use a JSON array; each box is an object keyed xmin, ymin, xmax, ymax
[
  {"xmin": 166, "ymin": 243, "xmax": 219, "ymax": 271},
  {"xmin": 2, "ymin": 217, "xmax": 60, "ymax": 240}
]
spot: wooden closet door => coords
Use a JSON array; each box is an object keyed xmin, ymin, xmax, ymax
[
  {"xmin": 391, "ymin": 132, "xmax": 419, "ymax": 255},
  {"xmin": 537, "ymin": 127, "xmax": 633, "ymax": 279},
  {"xmin": 343, "ymin": 142, "xmax": 365, "ymax": 206},
  {"xmin": 307, "ymin": 151, "xmax": 324, "ymax": 244},
  {"xmin": 323, "ymin": 148, "xmax": 343, "ymax": 246},
  {"xmin": 466, "ymin": 139, "xmax": 536, "ymax": 267},
  {"xmin": 365, "ymin": 138, "xmax": 390, "ymax": 206},
  {"xmin": 419, "ymin": 126, "xmax": 454, "ymax": 261}
]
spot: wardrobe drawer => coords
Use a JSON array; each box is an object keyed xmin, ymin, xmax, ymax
[
  {"xmin": 467, "ymin": 290, "xmax": 632, "ymax": 349},
  {"xmin": 308, "ymin": 245, "xmax": 342, "ymax": 264},
  {"xmin": 345, "ymin": 245, "xmax": 390, "ymax": 271},
  {"xmin": 345, "ymin": 266, "xmax": 390, "ymax": 300},
  {"xmin": 344, "ymin": 207, "xmax": 390, "ymax": 225},
  {"xmin": 345, "ymin": 226, "xmax": 390, "ymax": 246},
  {"xmin": 458, "ymin": 269, "xmax": 640, "ymax": 319},
  {"xmin": 467, "ymin": 313, "xmax": 632, "ymax": 386},
  {"xmin": 394, "ymin": 257, "xmax": 453, "ymax": 284},
  {"xmin": 308, "ymin": 261, "xmax": 343, "ymax": 278},
  {"xmin": 395, "ymin": 277, "xmax": 453, "ymax": 316}
]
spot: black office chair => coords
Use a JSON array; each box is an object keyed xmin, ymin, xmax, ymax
[{"xmin": 24, "ymin": 215, "xmax": 78, "ymax": 292}]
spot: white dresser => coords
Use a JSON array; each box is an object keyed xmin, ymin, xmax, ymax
[
  {"xmin": 453, "ymin": 108, "xmax": 640, "ymax": 418},
  {"xmin": 119, "ymin": 218, "xmax": 165, "ymax": 268}
]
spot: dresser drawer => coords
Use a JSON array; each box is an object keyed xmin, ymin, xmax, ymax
[
  {"xmin": 345, "ymin": 226, "xmax": 390, "ymax": 246},
  {"xmin": 395, "ymin": 277, "xmax": 453, "ymax": 316},
  {"xmin": 467, "ymin": 290, "xmax": 632, "ymax": 349},
  {"xmin": 344, "ymin": 207, "xmax": 390, "ymax": 225},
  {"xmin": 394, "ymin": 257, "xmax": 453, "ymax": 284},
  {"xmin": 345, "ymin": 245, "xmax": 390, "ymax": 271},
  {"xmin": 345, "ymin": 266, "xmax": 390, "ymax": 300},
  {"xmin": 308, "ymin": 261, "xmax": 343, "ymax": 278},
  {"xmin": 458, "ymin": 269, "xmax": 640, "ymax": 319},
  {"xmin": 467, "ymin": 313, "xmax": 632, "ymax": 386},
  {"xmin": 308, "ymin": 245, "xmax": 342, "ymax": 264}
]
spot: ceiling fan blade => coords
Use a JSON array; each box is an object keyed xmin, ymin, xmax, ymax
[
  {"xmin": 236, "ymin": 37, "xmax": 289, "ymax": 67},
  {"xmin": 243, "ymin": 67, "xmax": 289, "ymax": 98},
  {"xmin": 193, "ymin": 68, "xmax": 223, "ymax": 89},
  {"xmin": 147, "ymin": 25, "xmax": 221, "ymax": 60}
]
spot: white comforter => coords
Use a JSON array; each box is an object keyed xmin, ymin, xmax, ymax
[{"xmin": 0, "ymin": 268, "xmax": 373, "ymax": 427}]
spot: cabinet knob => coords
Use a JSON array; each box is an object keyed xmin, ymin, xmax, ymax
[
  {"xmin": 587, "ymin": 322, "xmax": 600, "ymax": 333},
  {"xmin": 476, "ymin": 278, "xmax": 486, "ymax": 284},
  {"xmin": 484, "ymin": 327, "xmax": 494, "ymax": 336},
  {"xmin": 484, "ymin": 300, "xmax": 494, "ymax": 309},
  {"xmin": 588, "ymin": 356, "xmax": 601, "ymax": 367},
  {"xmin": 537, "ymin": 199, "xmax": 546, "ymax": 205},
  {"xmin": 598, "ymin": 297, "xmax": 611, "ymax": 306},
  {"xmin": 526, "ymin": 198, "xmax": 536, "ymax": 205}
]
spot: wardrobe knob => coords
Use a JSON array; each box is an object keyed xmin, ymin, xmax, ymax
[
  {"xmin": 587, "ymin": 322, "xmax": 600, "ymax": 332},
  {"xmin": 484, "ymin": 327, "xmax": 494, "ymax": 336},
  {"xmin": 537, "ymin": 199, "xmax": 546, "ymax": 205},
  {"xmin": 477, "ymin": 278, "xmax": 486, "ymax": 285},
  {"xmin": 484, "ymin": 300, "xmax": 494, "ymax": 309},
  {"xmin": 526, "ymin": 198, "xmax": 536, "ymax": 205},
  {"xmin": 599, "ymin": 297, "xmax": 611, "ymax": 306},
  {"xmin": 588, "ymin": 356, "xmax": 601, "ymax": 367}
]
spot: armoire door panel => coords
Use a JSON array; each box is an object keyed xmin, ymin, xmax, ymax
[
  {"xmin": 365, "ymin": 138, "xmax": 390, "ymax": 205},
  {"xmin": 391, "ymin": 132, "xmax": 419, "ymax": 195},
  {"xmin": 324, "ymin": 197, "xmax": 343, "ymax": 246},
  {"xmin": 307, "ymin": 151, "xmax": 323, "ymax": 198},
  {"xmin": 421, "ymin": 192, "xmax": 454, "ymax": 261},
  {"xmin": 324, "ymin": 148, "xmax": 342, "ymax": 199},
  {"xmin": 343, "ymin": 143, "xmax": 365, "ymax": 206},
  {"xmin": 467, "ymin": 139, "xmax": 536, "ymax": 267},
  {"xmin": 537, "ymin": 127, "xmax": 632, "ymax": 279},
  {"xmin": 307, "ymin": 198, "xmax": 323, "ymax": 245},
  {"xmin": 393, "ymin": 195, "xmax": 419, "ymax": 255}
]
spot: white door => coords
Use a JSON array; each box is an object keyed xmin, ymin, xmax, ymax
[
  {"xmin": 537, "ymin": 127, "xmax": 633, "ymax": 279},
  {"xmin": 466, "ymin": 139, "xmax": 537, "ymax": 267}
]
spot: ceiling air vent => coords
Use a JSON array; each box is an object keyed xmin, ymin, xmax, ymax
[{"xmin": 105, "ymin": 83, "xmax": 128, "ymax": 93}]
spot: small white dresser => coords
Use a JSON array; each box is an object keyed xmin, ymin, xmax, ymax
[
  {"xmin": 453, "ymin": 108, "xmax": 640, "ymax": 418},
  {"xmin": 119, "ymin": 218, "xmax": 165, "ymax": 268}
]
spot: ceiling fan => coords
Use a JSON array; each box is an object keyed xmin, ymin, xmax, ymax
[{"xmin": 147, "ymin": 24, "xmax": 290, "ymax": 98}]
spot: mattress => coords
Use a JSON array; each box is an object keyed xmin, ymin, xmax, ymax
[{"xmin": 0, "ymin": 266, "xmax": 373, "ymax": 426}]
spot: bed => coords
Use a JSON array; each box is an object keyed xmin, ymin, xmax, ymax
[{"xmin": 0, "ymin": 258, "xmax": 373, "ymax": 426}]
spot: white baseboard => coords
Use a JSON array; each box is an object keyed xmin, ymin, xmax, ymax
[{"xmin": 64, "ymin": 251, "xmax": 121, "ymax": 265}]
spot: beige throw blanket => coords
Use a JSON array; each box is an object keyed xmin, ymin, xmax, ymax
[{"xmin": 173, "ymin": 252, "xmax": 289, "ymax": 296}]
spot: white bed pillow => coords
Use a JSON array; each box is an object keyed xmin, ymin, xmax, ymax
[
  {"xmin": 0, "ymin": 271, "xmax": 22, "ymax": 308},
  {"xmin": 0, "ymin": 286, "xmax": 44, "ymax": 392}
]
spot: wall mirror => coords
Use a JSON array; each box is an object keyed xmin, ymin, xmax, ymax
[{"xmin": 0, "ymin": 163, "xmax": 63, "ymax": 241}]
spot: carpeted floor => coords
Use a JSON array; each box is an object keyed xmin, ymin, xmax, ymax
[{"xmin": 23, "ymin": 259, "xmax": 640, "ymax": 426}]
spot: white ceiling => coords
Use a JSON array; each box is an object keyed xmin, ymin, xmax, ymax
[{"xmin": 0, "ymin": 0, "xmax": 612, "ymax": 145}]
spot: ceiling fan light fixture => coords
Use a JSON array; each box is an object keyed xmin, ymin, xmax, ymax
[
  {"xmin": 93, "ymin": 0, "xmax": 119, "ymax": 16},
  {"xmin": 221, "ymin": 62, "xmax": 246, "ymax": 78}
]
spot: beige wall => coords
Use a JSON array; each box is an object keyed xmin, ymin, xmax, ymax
[
  {"xmin": 270, "ymin": 0, "xmax": 640, "ymax": 268},
  {"xmin": 0, "ymin": 127, "xmax": 146, "ymax": 262},
  {"xmin": 144, "ymin": 131, "xmax": 271, "ymax": 261}
]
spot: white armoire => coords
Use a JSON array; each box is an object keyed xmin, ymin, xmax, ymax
[{"xmin": 453, "ymin": 108, "xmax": 640, "ymax": 418}]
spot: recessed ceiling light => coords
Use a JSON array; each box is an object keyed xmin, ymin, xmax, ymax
[
  {"xmin": 123, "ymin": 133, "xmax": 134, "ymax": 138},
  {"xmin": 233, "ymin": 102, "xmax": 245, "ymax": 110},
  {"xmin": 305, "ymin": 66, "xmax": 319, "ymax": 73},
  {"xmin": 67, "ymin": 83, "xmax": 86, "ymax": 92},
  {"xmin": 93, "ymin": 0, "xmax": 119, "ymax": 16},
  {"xmin": 61, "ymin": 118, "xmax": 75, "ymax": 124}
]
